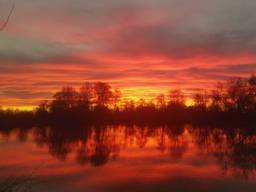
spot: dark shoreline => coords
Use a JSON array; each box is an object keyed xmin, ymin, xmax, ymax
[{"xmin": 0, "ymin": 108, "xmax": 255, "ymax": 131}]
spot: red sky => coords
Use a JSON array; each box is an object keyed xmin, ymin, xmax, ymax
[{"xmin": 1, "ymin": 0, "xmax": 256, "ymax": 109}]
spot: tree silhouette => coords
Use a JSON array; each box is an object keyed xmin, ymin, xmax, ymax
[
  {"xmin": 1, "ymin": 75, "xmax": 256, "ymax": 126},
  {"xmin": 79, "ymin": 82, "xmax": 94, "ymax": 110},
  {"xmin": 168, "ymin": 89, "xmax": 185, "ymax": 105},
  {"xmin": 51, "ymin": 86, "xmax": 79, "ymax": 112},
  {"xmin": 94, "ymin": 82, "xmax": 113, "ymax": 107},
  {"xmin": 226, "ymin": 78, "xmax": 250, "ymax": 113},
  {"xmin": 209, "ymin": 83, "xmax": 224, "ymax": 112},
  {"xmin": 193, "ymin": 92, "xmax": 208, "ymax": 111},
  {"xmin": 112, "ymin": 88, "xmax": 122, "ymax": 110},
  {"xmin": 156, "ymin": 94, "xmax": 166, "ymax": 109}
]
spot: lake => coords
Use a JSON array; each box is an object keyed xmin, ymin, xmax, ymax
[{"xmin": 1, "ymin": 124, "xmax": 256, "ymax": 192}]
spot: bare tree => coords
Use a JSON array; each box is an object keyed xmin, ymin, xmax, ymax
[
  {"xmin": 0, "ymin": 2, "xmax": 15, "ymax": 32},
  {"xmin": 226, "ymin": 78, "xmax": 249, "ymax": 112},
  {"xmin": 51, "ymin": 86, "xmax": 79, "ymax": 112},
  {"xmin": 112, "ymin": 88, "xmax": 122, "ymax": 109},
  {"xmin": 94, "ymin": 82, "xmax": 113, "ymax": 107},
  {"xmin": 210, "ymin": 83, "xmax": 225, "ymax": 111},
  {"xmin": 79, "ymin": 82, "xmax": 94, "ymax": 108},
  {"xmin": 193, "ymin": 92, "xmax": 208, "ymax": 111},
  {"xmin": 169, "ymin": 89, "xmax": 185, "ymax": 105},
  {"xmin": 156, "ymin": 94, "xmax": 166, "ymax": 108}
]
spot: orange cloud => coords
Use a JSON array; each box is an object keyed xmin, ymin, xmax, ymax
[{"xmin": 1, "ymin": 0, "xmax": 256, "ymax": 108}]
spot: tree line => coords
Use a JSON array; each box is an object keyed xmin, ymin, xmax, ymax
[{"xmin": 1, "ymin": 74, "xmax": 256, "ymax": 126}]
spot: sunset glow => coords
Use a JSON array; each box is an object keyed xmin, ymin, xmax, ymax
[
  {"xmin": 2, "ymin": 2, "xmax": 256, "ymax": 192},
  {"xmin": 1, "ymin": 0, "xmax": 256, "ymax": 109}
]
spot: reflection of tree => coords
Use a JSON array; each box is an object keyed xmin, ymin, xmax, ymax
[
  {"xmin": 159, "ymin": 124, "xmax": 188, "ymax": 159},
  {"xmin": 156, "ymin": 127, "xmax": 167, "ymax": 152},
  {"xmin": 216, "ymin": 129, "xmax": 256, "ymax": 180},
  {"xmin": 168, "ymin": 136, "xmax": 187, "ymax": 159},
  {"xmin": 224, "ymin": 142, "xmax": 256, "ymax": 179},
  {"xmin": 33, "ymin": 125, "xmax": 123, "ymax": 166},
  {"xmin": 90, "ymin": 144, "xmax": 111, "ymax": 166},
  {"xmin": 135, "ymin": 126, "xmax": 150, "ymax": 148},
  {"xmin": 76, "ymin": 146, "xmax": 89, "ymax": 165},
  {"xmin": 190, "ymin": 125, "xmax": 256, "ymax": 180},
  {"xmin": 2, "ymin": 123, "xmax": 256, "ymax": 179}
]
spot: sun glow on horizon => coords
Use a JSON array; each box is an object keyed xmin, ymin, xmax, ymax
[
  {"xmin": 185, "ymin": 98, "xmax": 195, "ymax": 107},
  {"xmin": 0, "ymin": 86, "xmax": 197, "ymax": 111},
  {"xmin": 1, "ymin": 106, "xmax": 36, "ymax": 111},
  {"xmin": 0, "ymin": 97, "xmax": 196, "ymax": 112}
]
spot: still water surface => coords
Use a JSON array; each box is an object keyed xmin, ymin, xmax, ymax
[{"xmin": 1, "ymin": 124, "xmax": 256, "ymax": 191}]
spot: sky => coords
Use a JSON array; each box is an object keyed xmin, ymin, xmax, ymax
[{"xmin": 1, "ymin": 0, "xmax": 256, "ymax": 109}]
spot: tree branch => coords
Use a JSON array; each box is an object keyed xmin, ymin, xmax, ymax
[{"xmin": 0, "ymin": 3, "xmax": 15, "ymax": 32}]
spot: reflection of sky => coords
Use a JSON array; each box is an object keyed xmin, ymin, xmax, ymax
[
  {"xmin": 1, "ymin": 0, "xmax": 256, "ymax": 108},
  {"xmin": 1, "ymin": 125, "xmax": 256, "ymax": 191}
]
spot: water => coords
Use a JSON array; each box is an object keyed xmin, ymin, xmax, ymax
[{"xmin": 1, "ymin": 124, "xmax": 256, "ymax": 192}]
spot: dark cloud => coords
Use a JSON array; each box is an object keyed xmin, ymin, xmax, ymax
[
  {"xmin": 0, "ymin": 90, "xmax": 52, "ymax": 99},
  {"xmin": 104, "ymin": 21, "xmax": 256, "ymax": 59},
  {"xmin": 0, "ymin": 34, "xmax": 92, "ymax": 65}
]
